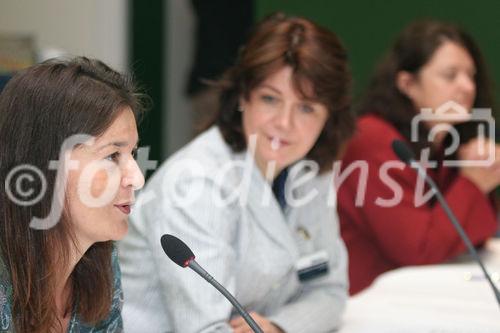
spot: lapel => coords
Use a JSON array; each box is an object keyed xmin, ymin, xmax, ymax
[{"xmin": 232, "ymin": 150, "xmax": 299, "ymax": 260}]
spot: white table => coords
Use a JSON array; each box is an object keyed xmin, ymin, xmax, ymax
[{"xmin": 340, "ymin": 239, "xmax": 500, "ymax": 333}]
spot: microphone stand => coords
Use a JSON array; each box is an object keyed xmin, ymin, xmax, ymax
[
  {"xmin": 189, "ymin": 260, "xmax": 264, "ymax": 333},
  {"xmin": 411, "ymin": 160, "xmax": 500, "ymax": 309}
]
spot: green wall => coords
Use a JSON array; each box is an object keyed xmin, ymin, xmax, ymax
[
  {"xmin": 256, "ymin": 0, "xmax": 500, "ymax": 103},
  {"xmin": 129, "ymin": 0, "xmax": 165, "ymax": 167},
  {"xmin": 129, "ymin": 1, "xmax": 500, "ymax": 163}
]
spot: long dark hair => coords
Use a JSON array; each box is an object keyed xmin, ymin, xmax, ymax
[
  {"xmin": 358, "ymin": 19, "xmax": 494, "ymax": 154},
  {"xmin": 0, "ymin": 57, "xmax": 143, "ymax": 332},
  {"xmin": 201, "ymin": 13, "xmax": 354, "ymax": 172}
]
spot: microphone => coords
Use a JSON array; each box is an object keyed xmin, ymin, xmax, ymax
[
  {"xmin": 392, "ymin": 140, "xmax": 415, "ymax": 164},
  {"xmin": 160, "ymin": 234, "xmax": 264, "ymax": 333},
  {"xmin": 391, "ymin": 140, "xmax": 500, "ymax": 309}
]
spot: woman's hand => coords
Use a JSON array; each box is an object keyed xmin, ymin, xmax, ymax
[
  {"xmin": 229, "ymin": 312, "xmax": 285, "ymax": 333},
  {"xmin": 458, "ymin": 138, "xmax": 500, "ymax": 193}
]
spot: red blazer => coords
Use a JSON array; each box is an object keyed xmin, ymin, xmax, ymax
[{"xmin": 337, "ymin": 114, "xmax": 498, "ymax": 295}]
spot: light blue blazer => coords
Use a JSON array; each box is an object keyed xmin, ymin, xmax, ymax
[{"xmin": 118, "ymin": 127, "xmax": 348, "ymax": 333}]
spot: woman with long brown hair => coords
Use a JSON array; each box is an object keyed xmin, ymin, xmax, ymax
[
  {"xmin": 0, "ymin": 57, "xmax": 145, "ymax": 332},
  {"xmin": 338, "ymin": 19, "xmax": 499, "ymax": 295},
  {"xmin": 119, "ymin": 13, "xmax": 354, "ymax": 333}
]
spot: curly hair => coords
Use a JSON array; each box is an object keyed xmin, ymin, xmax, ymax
[{"xmin": 201, "ymin": 13, "xmax": 354, "ymax": 173}]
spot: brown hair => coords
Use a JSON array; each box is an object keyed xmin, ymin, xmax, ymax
[
  {"xmin": 0, "ymin": 57, "xmax": 143, "ymax": 332},
  {"xmin": 201, "ymin": 13, "xmax": 354, "ymax": 172},
  {"xmin": 358, "ymin": 19, "xmax": 494, "ymax": 153}
]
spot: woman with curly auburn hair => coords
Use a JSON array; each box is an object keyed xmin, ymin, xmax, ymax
[{"xmin": 120, "ymin": 13, "xmax": 354, "ymax": 333}]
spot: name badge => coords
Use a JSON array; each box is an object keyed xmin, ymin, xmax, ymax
[{"xmin": 295, "ymin": 250, "xmax": 329, "ymax": 282}]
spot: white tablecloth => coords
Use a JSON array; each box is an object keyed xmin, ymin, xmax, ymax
[{"xmin": 340, "ymin": 239, "xmax": 500, "ymax": 333}]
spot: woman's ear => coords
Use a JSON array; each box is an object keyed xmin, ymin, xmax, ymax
[{"xmin": 396, "ymin": 70, "xmax": 417, "ymax": 99}]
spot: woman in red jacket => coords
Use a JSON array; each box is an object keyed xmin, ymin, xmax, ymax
[{"xmin": 338, "ymin": 19, "xmax": 500, "ymax": 295}]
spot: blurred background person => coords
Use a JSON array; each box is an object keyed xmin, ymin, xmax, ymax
[
  {"xmin": 187, "ymin": 0, "xmax": 254, "ymax": 133},
  {"xmin": 337, "ymin": 19, "xmax": 499, "ymax": 295},
  {"xmin": 0, "ymin": 57, "xmax": 145, "ymax": 332},
  {"xmin": 119, "ymin": 13, "xmax": 354, "ymax": 333}
]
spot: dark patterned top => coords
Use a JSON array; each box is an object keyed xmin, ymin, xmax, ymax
[{"xmin": 0, "ymin": 246, "xmax": 123, "ymax": 332}]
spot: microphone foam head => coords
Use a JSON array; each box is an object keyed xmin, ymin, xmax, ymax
[
  {"xmin": 391, "ymin": 140, "xmax": 415, "ymax": 164},
  {"xmin": 160, "ymin": 234, "xmax": 195, "ymax": 267}
]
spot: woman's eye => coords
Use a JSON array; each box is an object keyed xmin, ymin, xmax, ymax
[
  {"xmin": 442, "ymin": 70, "xmax": 457, "ymax": 81},
  {"xmin": 261, "ymin": 94, "xmax": 277, "ymax": 104},
  {"xmin": 299, "ymin": 104, "xmax": 314, "ymax": 113},
  {"xmin": 105, "ymin": 152, "xmax": 120, "ymax": 163}
]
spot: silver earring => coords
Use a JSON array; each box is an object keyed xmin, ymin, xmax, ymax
[{"xmin": 238, "ymin": 104, "xmax": 244, "ymax": 112}]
